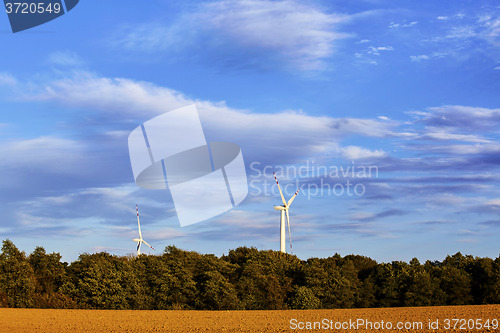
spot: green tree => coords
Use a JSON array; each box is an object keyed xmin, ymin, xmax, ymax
[
  {"xmin": 0, "ymin": 239, "xmax": 36, "ymax": 307},
  {"xmin": 487, "ymin": 256, "xmax": 500, "ymax": 303},
  {"xmin": 29, "ymin": 247, "xmax": 66, "ymax": 294},
  {"xmin": 372, "ymin": 263, "xmax": 399, "ymax": 307},
  {"xmin": 196, "ymin": 270, "xmax": 240, "ymax": 309},
  {"xmin": 234, "ymin": 250, "xmax": 301, "ymax": 309},
  {"xmin": 192, "ymin": 254, "xmax": 241, "ymax": 310},
  {"xmin": 465, "ymin": 257, "xmax": 495, "ymax": 304},
  {"xmin": 145, "ymin": 246, "xmax": 199, "ymax": 309},
  {"xmin": 345, "ymin": 254, "xmax": 377, "ymax": 308},
  {"xmin": 402, "ymin": 258, "xmax": 435, "ymax": 306},
  {"xmin": 304, "ymin": 255, "xmax": 359, "ymax": 309},
  {"xmin": 291, "ymin": 286, "xmax": 320, "ymax": 309},
  {"xmin": 61, "ymin": 252, "xmax": 127, "ymax": 309},
  {"xmin": 439, "ymin": 265, "xmax": 473, "ymax": 305},
  {"xmin": 28, "ymin": 246, "xmax": 74, "ymax": 308}
]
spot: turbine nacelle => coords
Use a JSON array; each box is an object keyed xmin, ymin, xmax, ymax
[{"xmin": 274, "ymin": 205, "xmax": 286, "ymax": 211}]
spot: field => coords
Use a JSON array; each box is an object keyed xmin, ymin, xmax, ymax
[{"xmin": 0, "ymin": 305, "xmax": 498, "ymax": 332}]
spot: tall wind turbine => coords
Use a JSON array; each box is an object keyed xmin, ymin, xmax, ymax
[
  {"xmin": 273, "ymin": 172, "xmax": 300, "ymax": 254},
  {"xmin": 133, "ymin": 205, "xmax": 155, "ymax": 256}
]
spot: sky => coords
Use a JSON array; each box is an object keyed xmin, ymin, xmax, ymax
[{"xmin": 1, "ymin": 0, "xmax": 499, "ymax": 263}]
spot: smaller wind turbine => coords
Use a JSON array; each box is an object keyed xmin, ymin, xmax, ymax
[
  {"xmin": 133, "ymin": 205, "xmax": 155, "ymax": 256},
  {"xmin": 273, "ymin": 172, "xmax": 300, "ymax": 254}
]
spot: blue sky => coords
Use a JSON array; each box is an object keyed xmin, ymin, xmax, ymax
[{"xmin": 1, "ymin": 0, "xmax": 499, "ymax": 263}]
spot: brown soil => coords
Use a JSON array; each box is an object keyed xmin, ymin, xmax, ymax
[{"xmin": 0, "ymin": 304, "xmax": 498, "ymax": 332}]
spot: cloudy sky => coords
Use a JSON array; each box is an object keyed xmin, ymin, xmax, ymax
[{"xmin": 1, "ymin": 0, "xmax": 499, "ymax": 263}]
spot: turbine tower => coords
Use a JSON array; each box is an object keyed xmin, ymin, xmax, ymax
[
  {"xmin": 273, "ymin": 172, "xmax": 300, "ymax": 253},
  {"xmin": 133, "ymin": 205, "xmax": 155, "ymax": 256}
]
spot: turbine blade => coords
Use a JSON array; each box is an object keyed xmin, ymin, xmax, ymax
[
  {"xmin": 136, "ymin": 242, "xmax": 141, "ymax": 255},
  {"xmin": 287, "ymin": 188, "xmax": 301, "ymax": 207},
  {"xmin": 142, "ymin": 240, "xmax": 155, "ymax": 250},
  {"xmin": 273, "ymin": 172, "xmax": 287, "ymax": 206},
  {"xmin": 136, "ymin": 204, "xmax": 142, "ymax": 240},
  {"xmin": 286, "ymin": 209, "xmax": 293, "ymax": 254}
]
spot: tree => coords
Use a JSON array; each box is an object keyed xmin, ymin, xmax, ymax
[
  {"xmin": 29, "ymin": 247, "xmax": 65, "ymax": 294},
  {"xmin": 28, "ymin": 246, "xmax": 74, "ymax": 308},
  {"xmin": 61, "ymin": 252, "xmax": 127, "ymax": 309},
  {"xmin": 1, "ymin": 239, "xmax": 496, "ymax": 310},
  {"xmin": 143, "ymin": 246, "xmax": 200, "ymax": 310},
  {"xmin": 465, "ymin": 257, "xmax": 495, "ymax": 304},
  {"xmin": 439, "ymin": 265, "xmax": 473, "ymax": 305},
  {"xmin": 0, "ymin": 239, "xmax": 36, "ymax": 307},
  {"xmin": 372, "ymin": 263, "xmax": 399, "ymax": 307},
  {"xmin": 402, "ymin": 258, "xmax": 435, "ymax": 306},
  {"xmin": 304, "ymin": 256, "xmax": 359, "ymax": 309},
  {"xmin": 291, "ymin": 286, "xmax": 320, "ymax": 309},
  {"xmin": 233, "ymin": 250, "xmax": 302, "ymax": 309},
  {"xmin": 487, "ymin": 256, "xmax": 500, "ymax": 303},
  {"xmin": 196, "ymin": 270, "xmax": 240, "ymax": 310}
]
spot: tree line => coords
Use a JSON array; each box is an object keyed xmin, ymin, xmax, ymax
[{"xmin": 0, "ymin": 239, "xmax": 498, "ymax": 310}]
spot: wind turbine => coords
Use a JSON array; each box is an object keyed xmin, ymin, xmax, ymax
[
  {"xmin": 273, "ymin": 172, "xmax": 300, "ymax": 254},
  {"xmin": 133, "ymin": 205, "xmax": 155, "ymax": 256}
]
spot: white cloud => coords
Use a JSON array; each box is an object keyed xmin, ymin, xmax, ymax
[
  {"xmin": 112, "ymin": 0, "xmax": 352, "ymax": 71},
  {"xmin": 420, "ymin": 105, "xmax": 500, "ymax": 131},
  {"xmin": 104, "ymin": 130, "xmax": 130, "ymax": 138},
  {"xmin": 14, "ymin": 211, "xmax": 97, "ymax": 237},
  {"xmin": 200, "ymin": 0, "xmax": 351, "ymax": 69},
  {"xmin": 111, "ymin": 22, "xmax": 185, "ymax": 53},
  {"xmin": 389, "ymin": 21, "xmax": 417, "ymax": 28},
  {"xmin": 367, "ymin": 45, "xmax": 394, "ymax": 56},
  {"xmin": 23, "ymin": 72, "xmax": 402, "ymax": 164},
  {"xmin": 419, "ymin": 15, "xmax": 500, "ymax": 61},
  {"xmin": 17, "ymin": 73, "xmax": 500, "ymax": 175},
  {"xmin": 80, "ymin": 185, "xmax": 138, "ymax": 200},
  {"xmin": 446, "ymin": 26, "xmax": 476, "ymax": 39},
  {"xmin": 0, "ymin": 136, "xmax": 93, "ymax": 190},
  {"xmin": 482, "ymin": 17, "xmax": 500, "ymax": 46},
  {"xmin": 340, "ymin": 146, "xmax": 387, "ymax": 160},
  {"xmin": 330, "ymin": 118, "xmax": 399, "ymax": 138},
  {"xmin": 399, "ymin": 105, "xmax": 500, "ymax": 157},
  {"xmin": 410, "ymin": 54, "xmax": 430, "ymax": 62},
  {"xmin": 48, "ymin": 51, "xmax": 84, "ymax": 67},
  {"xmin": 445, "ymin": 144, "xmax": 500, "ymax": 155},
  {"xmin": 419, "ymin": 131, "xmax": 490, "ymax": 143},
  {"xmin": 30, "ymin": 72, "xmax": 191, "ymax": 116},
  {"xmin": 0, "ymin": 136, "xmax": 86, "ymax": 172},
  {"xmin": 142, "ymin": 227, "xmax": 186, "ymax": 241},
  {"xmin": 405, "ymin": 143, "xmax": 500, "ymax": 156},
  {"xmin": 484, "ymin": 198, "xmax": 500, "ymax": 207},
  {"xmin": 0, "ymin": 72, "xmax": 17, "ymax": 86}
]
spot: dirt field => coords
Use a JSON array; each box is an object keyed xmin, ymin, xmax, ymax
[{"xmin": 0, "ymin": 305, "xmax": 498, "ymax": 332}]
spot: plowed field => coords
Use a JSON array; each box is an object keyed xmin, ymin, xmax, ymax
[{"xmin": 0, "ymin": 304, "xmax": 498, "ymax": 332}]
